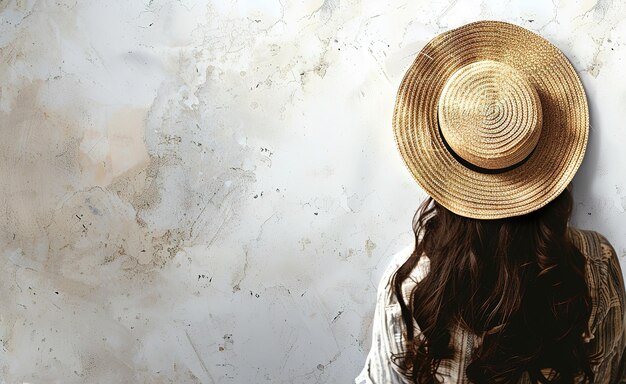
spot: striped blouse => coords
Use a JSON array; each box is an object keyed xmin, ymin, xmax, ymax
[{"xmin": 355, "ymin": 227, "xmax": 626, "ymax": 383}]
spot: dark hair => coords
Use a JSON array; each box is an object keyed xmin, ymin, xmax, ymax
[{"xmin": 390, "ymin": 187, "xmax": 600, "ymax": 383}]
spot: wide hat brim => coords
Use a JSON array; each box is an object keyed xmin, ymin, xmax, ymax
[{"xmin": 393, "ymin": 20, "xmax": 589, "ymax": 219}]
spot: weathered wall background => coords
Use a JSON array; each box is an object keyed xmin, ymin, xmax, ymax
[{"xmin": 0, "ymin": 0, "xmax": 624, "ymax": 382}]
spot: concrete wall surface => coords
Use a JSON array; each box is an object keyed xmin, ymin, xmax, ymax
[{"xmin": 0, "ymin": 0, "xmax": 624, "ymax": 383}]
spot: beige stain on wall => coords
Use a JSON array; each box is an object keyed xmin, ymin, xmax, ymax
[
  {"xmin": 79, "ymin": 107, "xmax": 151, "ymax": 186},
  {"xmin": 0, "ymin": 81, "xmax": 81, "ymax": 240}
]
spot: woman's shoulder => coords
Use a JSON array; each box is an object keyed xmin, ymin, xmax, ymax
[
  {"xmin": 567, "ymin": 225, "xmax": 624, "ymax": 307},
  {"xmin": 568, "ymin": 227, "xmax": 626, "ymax": 382},
  {"xmin": 567, "ymin": 226, "xmax": 619, "ymax": 263},
  {"xmin": 568, "ymin": 226, "xmax": 626, "ymax": 342},
  {"xmin": 377, "ymin": 244, "xmax": 430, "ymax": 306}
]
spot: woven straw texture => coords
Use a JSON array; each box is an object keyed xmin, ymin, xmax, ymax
[{"xmin": 393, "ymin": 20, "xmax": 589, "ymax": 219}]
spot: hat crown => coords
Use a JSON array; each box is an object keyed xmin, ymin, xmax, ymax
[{"xmin": 437, "ymin": 59, "xmax": 543, "ymax": 170}]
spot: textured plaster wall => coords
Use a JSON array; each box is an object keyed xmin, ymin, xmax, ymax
[{"xmin": 0, "ymin": 0, "xmax": 625, "ymax": 383}]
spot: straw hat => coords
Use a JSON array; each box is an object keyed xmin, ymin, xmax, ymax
[{"xmin": 393, "ymin": 20, "xmax": 589, "ymax": 219}]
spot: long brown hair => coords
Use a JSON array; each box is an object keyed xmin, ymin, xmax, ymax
[{"xmin": 390, "ymin": 187, "xmax": 598, "ymax": 383}]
